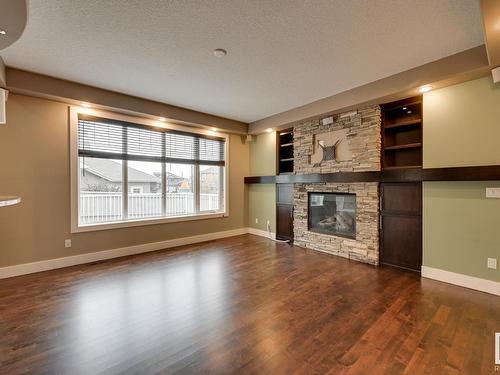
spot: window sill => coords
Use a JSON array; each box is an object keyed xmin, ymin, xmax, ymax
[{"xmin": 71, "ymin": 211, "xmax": 228, "ymax": 233}]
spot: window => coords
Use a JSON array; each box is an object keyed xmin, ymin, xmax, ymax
[{"xmin": 71, "ymin": 109, "xmax": 228, "ymax": 232}]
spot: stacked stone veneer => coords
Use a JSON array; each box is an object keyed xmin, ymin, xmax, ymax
[
  {"xmin": 294, "ymin": 106, "xmax": 381, "ymax": 173},
  {"xmin": 292, "ymin": 105, "xmax": 381, "ymax": 265}
]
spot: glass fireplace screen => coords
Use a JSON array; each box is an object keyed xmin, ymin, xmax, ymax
[{"xmin": 308, "ymin": 192, "xmax": 356, "ymax": 239}]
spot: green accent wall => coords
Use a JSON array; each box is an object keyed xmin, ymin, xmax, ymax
[
  {"xmin": 423, "ymin": 76, "xmax": 500, "ymax": 282},
  {"xmin": 424, "ymin": 76, "xmax": 500, "ymax": 168},
  {"xmin": 423, "ymin": 181, "xmax": 500, "ymax": 282},
  {"xmin": 248, "ymin": 132, "xmax": 276, "ymax": 232}
]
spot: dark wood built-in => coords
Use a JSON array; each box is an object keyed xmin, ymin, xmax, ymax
[
  {"xmin": 245, "ymin": 95, "xmax": 499, "ymax": 275},
  {"xmin": 277, "ymin": 128, "xmax": 294, "ymax": 174},
  {"xmin": 1, "ymin": 235, "xmax": 498, "ymax": 374},
  {"xmin": 380, "ymin": 182, "xmax": 422, "ymax": 272},
  {"xmin": 244, "ymin": 164, "xmax": 500, "ymax": 184},
  {"xmin": 276, "ymin": 183, "xmax": 294, "ymax": 242},
  {"xmin": 381, "ymin": 96, "xmax": 423, "ymax": 170},
  {"xmin": 275, "ymin": 128, "xmax": 295, "ymax": 242}
]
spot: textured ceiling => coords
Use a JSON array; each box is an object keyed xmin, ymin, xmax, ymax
[{"xmin": 1, "ymin": 0, "xmax": 484, "ymax": 123}]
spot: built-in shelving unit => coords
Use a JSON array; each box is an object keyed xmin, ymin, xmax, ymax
[
  {"xmin": 277, "ymin": 128, "xmax": 294, "ymax": 174},
  {"xmin": 381, "ymin": 96, "xmax": 423, "ymax": 170}
]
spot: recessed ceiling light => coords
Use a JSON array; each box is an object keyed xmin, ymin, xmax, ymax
[
  {"xmin": 0, "ymin": 30, "xmax": 6, "ymax": 35},
  {"xmin": 213, "ymin": 48, "xmax": 227, "ymax": 58},
  {"xmin": 159, "ymin": 117, "xmax": 166, "ymax": 122},
  {"xmin": 81, "ymin": 103, "xmax": 91, "ymax": 108},
  {"xmin": 419, "ymin": 85, "xmax": 432, "ymax": 93},
  {"xmin": 266, "ymin": 128, "xmax": 273, "ymax": 133},
  {"xmin": 402, "ymin": 107, "xmax": 407, "ymax": 110}
]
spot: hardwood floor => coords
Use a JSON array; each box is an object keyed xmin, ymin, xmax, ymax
[{"xmin": 0, "ymin": 234, "xmax": 498, "ymax": 374}]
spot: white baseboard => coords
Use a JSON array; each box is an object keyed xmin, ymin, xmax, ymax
[
  {"xmin": 247, "ymin": 227, "xmax": 276, "ymax": 240},
  {"xmin": 0, "ymin": 228, "xmax": 248, "ymax": 279},
  {"xmin": 421, "ymin": 266, "xmax": 500, "ymax": 296}
]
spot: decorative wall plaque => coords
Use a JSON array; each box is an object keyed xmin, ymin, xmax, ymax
[{"xmin": 310, "ymin": 129, "xmax": 351, "ymax": 165}]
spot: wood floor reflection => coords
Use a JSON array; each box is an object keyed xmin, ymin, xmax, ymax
[{"xmin": 0, "ymin": 234, "xmax": 498, "ymax": 374}]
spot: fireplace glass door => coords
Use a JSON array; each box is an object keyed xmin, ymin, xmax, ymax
[{"xmin": 308, "ymin": 192, "xmax": 356, "ymax": 239}]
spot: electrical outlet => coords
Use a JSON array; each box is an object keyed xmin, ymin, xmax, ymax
[
  {"xmin": 487, "ymin": 258, "xmax": 497, "ymax": 269},
  {"xmin": 255, "ymin": 218, "xmax": 259, "ymax": 224},
  {"xmin": 65, "ymin": 239, "xmax": 72, "ymax": 248}
]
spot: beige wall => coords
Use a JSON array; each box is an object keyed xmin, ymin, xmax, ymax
[
  {"xmin": 0, "ymin": 94, "xmax": 249, "ymax": 267},
  {"xmin": 423, "ymin": 76, "xmax": 500, "ymax": 282},
  {"xmin": 248, "ymin": 132, "xmax": 276, "ymax": 232}
]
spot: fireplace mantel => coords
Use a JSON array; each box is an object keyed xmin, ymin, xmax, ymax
[{"xmin": 244, "ymin": 165, "xmax": 500, "ymax": 184}]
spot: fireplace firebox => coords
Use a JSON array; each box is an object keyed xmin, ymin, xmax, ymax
[{"xmin": 308, "ymin": 192, "xmax": 356, "ymax": 239}]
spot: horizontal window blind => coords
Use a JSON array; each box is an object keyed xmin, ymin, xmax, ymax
[{"xmin": 78, "ymin": 115, "xmax": 225, "ymax": 166}]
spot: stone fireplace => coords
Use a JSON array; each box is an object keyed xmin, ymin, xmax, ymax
[{"xmin": 292, "ymin": 105, "xmax": 381, "ymax": 265}]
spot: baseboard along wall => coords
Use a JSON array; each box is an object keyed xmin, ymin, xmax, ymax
[{"xmin": 421, "ymin": 266, "xmax": 500, "ymax": 296}]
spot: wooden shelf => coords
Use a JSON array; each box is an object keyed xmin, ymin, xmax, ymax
[
  {"xmin": 384, "ymin": 143, "xmax": 422, "ymax": 151},
  {"xmin": 244, "ymin": 165, "xmax": 500, "ymax": 184},
  {"xmin": 384, "ymin": 119, "xmax": 421, "ymax": 130}
]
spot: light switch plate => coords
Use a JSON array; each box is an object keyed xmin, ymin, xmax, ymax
[
  {"xmin": 492, "ymin": 66, "xmax": 500, "ymax": 84},
  {"xmin": 486, "ymin": 188, "xmax": 500, "ymax": 198},
  {"xmin": 487, "ymin": 258, "xmax": 497, "ymax": 269}
]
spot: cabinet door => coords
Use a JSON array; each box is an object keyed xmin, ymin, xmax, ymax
[
  {"xmin": 276, "ymin": 204, "xmax": 293, "ymax": 241},
  {"xmin": 380, "ymin": 182, "xmax": 422, "ymax": 271},
  {"xmin": 276, "ymin": 184, "xmax": 294, "ymax": 242}
]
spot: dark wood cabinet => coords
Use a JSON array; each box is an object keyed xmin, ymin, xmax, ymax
[
  {"xmin": 380, "ymin": 182, "xmax": 422, "ymax": 272},
  {"xmin": 276, "ymin": 184, "xmax": 294, "ymax": 242}
]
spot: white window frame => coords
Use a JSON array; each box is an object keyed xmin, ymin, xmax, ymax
[{"xmin": 70, "ymin": 106, "xmax": 229, "ymax": 233}]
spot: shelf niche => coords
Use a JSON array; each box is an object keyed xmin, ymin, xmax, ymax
[
  {"xmin": 277, "ymin": 128, "xmax": 294, "ymax": 174},
  {"xmin": 381, "ymin": 96, "xmax": 423, "ymax": 170}
]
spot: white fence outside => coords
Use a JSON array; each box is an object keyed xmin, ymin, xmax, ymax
[{"xmin": 80, "ymin": 192, "xmax": 220, "ymax": 224}]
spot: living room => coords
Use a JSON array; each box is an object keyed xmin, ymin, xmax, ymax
[{"xmin": 1, "ymin": 1, "xmax": 499, "ymax": 374}]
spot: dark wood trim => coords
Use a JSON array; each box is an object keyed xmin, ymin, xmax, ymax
[
  {"xmin": 244, "ymin": 165, "xmax": 500, "ymax": 184},
  {"xmin": 421, "ymin": 165, "xmax": 500, "ymax": 181}
]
